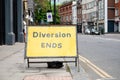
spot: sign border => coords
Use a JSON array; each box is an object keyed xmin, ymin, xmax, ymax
[{"xmin": 25, "ymin": 25, "xmax": 79, "ymax": 69}]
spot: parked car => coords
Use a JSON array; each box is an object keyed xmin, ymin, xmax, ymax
[
  {"xmin": 91, "ymin": 29, "xmax": 100, "ymax": 35},
  {"xmin": 85, "ymin": 28, "xmax": 91, "ymax": 34}
]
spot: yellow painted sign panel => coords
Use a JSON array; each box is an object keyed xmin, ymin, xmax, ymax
[{"xmin": 26, "ymin": 26, "xmax": 77, "ymax": 57}]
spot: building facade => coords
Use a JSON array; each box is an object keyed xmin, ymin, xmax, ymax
[
  {"xmin": 0, "ymin": 0, "xmax": 24, "ymax": 45},
  {"xmin": 72, "ymin": 1, "xmax": 77, "ymax": 25},
  {"xmin": 77, "ymin": 0, "xmax": 82, "ymax": 33},
  {"xmin": 98, "ymin": 0, "xmax": 105, "ymax": 33},
  {"xmin": 107, "ymin": 0, "xmax": 115, "ymax": 33},
  {"xmin": 104, "ymin": 0, "xmax": 115, "ymax": 33},
  {"xmin": 59, "ymin": 1, "xmax": 72, "ymax": 24},
  {"xmin": 82, "ymin": 0, "xmax": 98, "ymax": 33},
  {"xmin": 81, "ymin": 0, "xmax": 115, "ymax": 33},
  {"xmin": 115, "ymin": 0, "xmax": 120, "ymax": 32}
]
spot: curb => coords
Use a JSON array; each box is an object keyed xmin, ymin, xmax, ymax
[
  {"xmin": 65, "ymin": 63, "xmax": 73, "ymax": 78},
  {"xmin": 66, "ymin": 62, "xmax": 90, "ymax": 80}
]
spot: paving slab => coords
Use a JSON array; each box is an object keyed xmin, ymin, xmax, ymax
[
  {"xmin": 0, "ymin": 42, "xmax": 90, "ymax": 80},
  {"xmin": 24, "ymin": 72, "xmax": 72, "ymax": 80}
]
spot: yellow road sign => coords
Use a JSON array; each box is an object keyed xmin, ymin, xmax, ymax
[{"xmin": 26, "ymin": 26, "xmax": 77, "ymax": 57}]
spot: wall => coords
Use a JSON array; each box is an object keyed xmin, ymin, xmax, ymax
[
  {"xmin": 0, "ymin": 0, "xmax": 5, "ymax": 45},
  {"xmin": 0, "ymin": 0, "xmax": 24, "ymax": 45}
]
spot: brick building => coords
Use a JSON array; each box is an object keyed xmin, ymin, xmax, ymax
[
  {"xmin": 59, "ymin": 1, "xmax": 72, "ymax": 24},
  {"xmin": 77, "ymin": 0, "xmax": 82, "ymax": 33},
  {"xmin": 115, "ymin": 0, "xmax": 120, "ymax": 32},
  {"xmin": 107, "ymin": 0, "xmax": 115, "ymax": 32}
]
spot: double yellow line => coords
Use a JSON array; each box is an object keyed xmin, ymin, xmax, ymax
[{"xmin": 79, "ymin": 55, "xmax": 114, "ymax": 79}]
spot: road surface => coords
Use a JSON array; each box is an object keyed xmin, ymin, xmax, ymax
[{"xmin": 78, "ymin": 34, "xmax": 120, "ymax": 80}]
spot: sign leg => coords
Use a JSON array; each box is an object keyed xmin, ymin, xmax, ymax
[
  {"xmin": 27, "ymin": 58, "xmax": 30, "ymax": 68},
  {"xmin": 77, "ymin": 57, "xmax": 80, "ymax": 72},
  {"xmin": 75, "ymin": 57, "xmax": 77, "ymax": 66}
]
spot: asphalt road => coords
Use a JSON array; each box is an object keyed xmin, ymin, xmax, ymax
[{"xmin": 77, "ymin": 34, "xmax": 120, "ymax": 80}]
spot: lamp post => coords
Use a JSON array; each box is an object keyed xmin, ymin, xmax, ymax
[
  {"xmin": 54, "ymin": 0, "xmax": 56, "ymax": 24},
  {"xmin": 49, "ymin": 0, "xmax": 51, "ymax": 10}
]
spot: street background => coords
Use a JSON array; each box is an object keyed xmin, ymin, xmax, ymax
[
  {"xmin": 0, "ymin": 33, "xmax": 120, "ymax": 80},
  {"xmin": 78, "ymin": 33, "xmax": 120, "ymax": 80}
]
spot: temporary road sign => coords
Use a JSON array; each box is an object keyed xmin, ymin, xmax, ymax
[{"xmin": 26, "ymin": 26, "xmax": 77, "ymax": 57}]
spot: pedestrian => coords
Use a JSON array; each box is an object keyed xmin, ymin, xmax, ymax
[
  {"xmin": 23, "ymin": 20, "xmax": 27, "ymax": 42},
  {"xmin": 30, "ymin": 16, "xmax": 34, "ymax": 25}
]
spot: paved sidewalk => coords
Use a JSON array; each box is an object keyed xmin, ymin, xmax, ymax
[
  {"xmin": 101, "ymin": 33, "xmax": 120, "ymax": 40},
  {"xmin": 0, "ymin": 43, "xmax": 71, "ymax": 80},
  {"xmin": 0, "ymin": 43, "xmax": 89, "ymax": 80},
  {"xmin": 80, "ymin": 33, "xmax": 120, "ymax": 41},
  {"xmin": 0, "ymin": 43, "xmax": 25, "ymax": 61}
]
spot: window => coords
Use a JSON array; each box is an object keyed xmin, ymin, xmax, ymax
[
  {"xmin": 91, "ymin": 1, "xmax": 95, "ymax": 8},
  {"xmin": 99, "ymin": 9, "xmax": 104, "ymax": 20},
  {"xmin": 66, "ymin": 15, "xmax": 68, "ymax": 21},
  {"xmin": 115, "ymin": 9, "xmax": 119, "ymax": 16},
  {"xmin": 66, "ymin": 7, "xmax": 68, "ymax": 11},
  {"xmin": 99, "ymin": 0, "xmax": 103, "ymax": 9},
  {"xmin": 82, "ymin": 4, "xmax": 86, "ymax": 10},
  {"xmin": 77, "ymin": 18, "xmax": 79, "ymax": 23},
  {"xmin": 61, "ymin": 16, "xmax": 63, "ymax": 21},
  {"xmin": 79, "ymin": 9, "xmax": 81, "ymax": 14},
  {"xmin": 94, "ymin": 1, "xmax": 96, "ymax": 6},
  {"xmin": 70, "ymin": 15, "xmax": 72, "ymax": 21},
  {"xmin": 115, "ymin": 0, "xmax": 119, "ymax": 3},
  {"xmin": 82, "ymin": 14, "xmax": 86, "ymax": 19},
  {"xmin": 77, "ymin": 9, "xmax": 79, "ymax": 14},
  {"xmin": 86, "ymin": 1, "xmax": 96, "ymax": 9}
]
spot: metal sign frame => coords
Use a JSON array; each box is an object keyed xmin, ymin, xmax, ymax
[{"xmin": 25, "ymin": 25, "xmax": 79, "ymax": 69}]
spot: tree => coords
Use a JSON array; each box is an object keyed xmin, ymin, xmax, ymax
[
  {"xmin": 34, "ymin": 0, "xmax": 60, "ymax": 24},
  {"xmin": 34, "ymin": 0, "xmax": 50, "ymax": 24}
]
